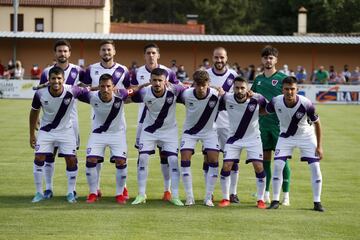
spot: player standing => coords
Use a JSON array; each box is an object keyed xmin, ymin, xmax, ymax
[
  {"xmin": 251, "ymin": 45, "xmax": 291, "ymax": 205},
  {"xmin": 266, "ymin": 76, "xmax": 324, "ymax": 212},
  {"xmin": 29, "ymin": 67, "xmax": 88, "ymax": 203},
  {"xmin": 130, "ymin": 43, "xmax": 179, "ymax": 201},
  {"xmin": 206, "ymin": 47, "xmax": 239, "ymax": 203},
  {"xmin": 131, "ymin": 68, "xmax": 183, "ymax": 206},
  {"xmin": 178, "ymin": 70, "xmax": 223, "ymax": 207},
  {"xmin": 81, "ymin": 40, "xmax": 130, "ymax": 199},
  {"xmin": 218, "ymin": 77, "xmax": 266, "ymax": 209}
]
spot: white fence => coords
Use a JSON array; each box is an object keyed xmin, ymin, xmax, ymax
[{"xmin": 0, "ymin": 80, "xmax": 359, "ymax": 104}]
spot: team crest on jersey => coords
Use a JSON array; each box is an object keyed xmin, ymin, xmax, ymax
[
  {"xmin": 114, "ymin": 102, "xmax": 121, "ymax": 109},
  {"xmin": 275, "ymin": 149, "xmax": 280, "ymax": 156},
  {"xmin": 248, "ymin": 104, "xmax": 256, "ymax": 112},
  {"xmin": 70, "ymin": 70, "xmax": 77, "ymax": 79},
  {"xmin": 87, "ymin": 148, "xmax": 92, "ymax": 154},
  {"xmin": 226, "ymin": 78, "xmax": 233, "ymax": 86},
  {"xmin": 114, "ymin": 70, "xmax": 123, "ymax": 79},
  {"xmin": 208, "ymin": 100, "xmax": 216, "ymax": 108},
  {"xmin": 64, "ymin": 98, "xmax": 71, "ymax": 105},
  {"xmin": 296, "ymin": 111, "xmax": 304, "ymax": 119},
  {"xmin": 272, "ymin": 79, "xmax": 278, "ymax": 86},
  {"xmin": 166, "ymin": 96, "xmax": 174, "ymax": 104}
]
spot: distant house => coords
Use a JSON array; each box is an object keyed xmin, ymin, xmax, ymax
[{"xmin": 0, "ymin": 0, "xmax": 111, "ymax": 33}]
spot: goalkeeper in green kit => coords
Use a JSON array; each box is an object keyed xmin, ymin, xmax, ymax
[{"xmin": 251, "ymin": 45, "xmax": 291, "ymax": 205}]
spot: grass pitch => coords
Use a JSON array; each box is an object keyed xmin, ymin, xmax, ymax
[{"xmin": 0, "ymin": 99, "xmax": 359, "ymax": 240}]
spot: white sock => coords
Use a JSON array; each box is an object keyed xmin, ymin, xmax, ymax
[
  {"xmin": 137, "ymin": 154, "xmax": 149, "ymax": 196},
  {"xmin": 66, "ymin": 169, "xmax": 78, "ymax": 194},
  {"xmin": 283, "ymin": 191, "xmax": 290, "ymax": 200},
  {"xmin": 96, "ymin": 163, "xmax": 102, "ymax": 191},
  {"xmin": 168, "ymin": 156, "xmax": 180, "ymax": 198},
  {"xmin": 116, "ymin": 166, "xmax": 127, "ymax": 196},
  {"xmin": 205, "ymin": 164, "xmax": 218, "ymax": 201},
  {"xmin": 272, "ymin": 160, "xmax": 286, "ymax": 201},
  {"xmin": 220, "ymin": 170, "xmax": 231, "ymax": 200},
  {"xmin": 160, "ymin": 163, "xmax": 170, "ymax": 192},
  {"xmin": 181, "ymin": 161, "xmax": 193, "ymax": 199},
  {"xmin": 230, "ymin": 163, "xmax": 239, "ymax": 195},
  {"xmin": 256, "ymin": 171, "xmax": 266, "ymax": 201},
  {"xmin": 86, "ymin": 166, "xmax": 97, "ymax": 194},
  {"xmin": 33, "ymin": 161, "xmax": 44, "ymax": 193},
  {"xmin": 44, "ymin": 161, "xmax": 54, "ymax": 191},
  {"xmin": 309, "ymin": 162, "xmax": 322, "ymax": 202}
]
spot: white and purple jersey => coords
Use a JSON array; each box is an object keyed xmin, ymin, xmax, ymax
[
  {"xmin": 82, "ymin": 62, "xmax": 130, "ymax": 89},
  {"xmin": 31, "ymin": 85, "xmax": 89, "ymax": 132},
  {"xmin": 77, "ymin": 89, "xmax": 129, "ymax": 133},
  {"xmin": 266, "ymin": 95, "xmax": 319, "ymax": 138},
  {"xmin": 206, "ymin": 67, "xmax": 238, "ymax": 128},
  {"xmin": 178, "ymin": 87, "xmax": 220, "ymax": 135},
  {"xmin": 40, "ymin": 63, "xmax": 85, "ymax": 85},
  {"xmin": 221, "ymin": 93, "xmax": 266, "ymax": 143},
  {"xmin": 131, "ymin": 64, "xmax": 178, "ymax": 123},
  {"xmin": 131, "ymin": 84, "xmax": 183, "ymax": 134}
]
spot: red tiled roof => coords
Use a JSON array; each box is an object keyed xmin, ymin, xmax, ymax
[
  {"xmin": 0, "ymin": 0, "xmax": 105, "ymax": 8},
  {"xmin": 111, "ymin": 23, "xmax": 205, "ymax": 35}
]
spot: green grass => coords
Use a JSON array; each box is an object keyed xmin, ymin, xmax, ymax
[{"xmin": 0, "ymin": 99, "xmax": 359, "ymax": 240}]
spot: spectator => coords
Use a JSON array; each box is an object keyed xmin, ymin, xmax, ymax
[
  {"xmin": 176, "ymin": 64, "xmax": 189, "ymax": 83},
  {"xmin": 280, "ymin": 64, "xmax": 290, "ymax": 76},
  {"xmin": 202, "ymin": 58, "xmax": 211, "ymax": 69},
  {"xmin": 30, "ymin": 64, "xmax": 42, "ymax": 80},
  {"xmin": 3, "ymin": 67, "xmax": 11, "ymax": 79},
  {"xmin": 315, "ymin": 65, "xmax": 329, "ymax": 84},
  {"xmin": 0, "ymin": 60, "xmax": 4, "ymax": 78},
  {"xmin": 14, "ymin": 60, "xmax": 25, "ymax": 80},
  {"xmin": 129, "ymin": 61, "xmax": 137, "ymax": 82},
  {"xmin": 7, "ymin": 59, "xmax": 15, "ymax": 78},
  {"xmin": 247, "ymin": 64, "xmax": 255, "ymax": 82},
  {"xmin": 350, "ymin": 66, "xmax": 360, "ymax": 85},
  {"xmin": 170, "ymin": 59, "xmax": 178, "ymax": 73},
  {"xmin": 334, "ymin": 72, "xmax": 346, "ymax": 84},
  {"xmin": 328, "ymin": 65, "xmax": 337, "ymax": 84},
  {"xmin": 295, "ymin": 66, "xmax": 307, "ymax": 84},
  {"xmin": 342, "ymin": 64, "xmax": 351, "ymax": 83}
]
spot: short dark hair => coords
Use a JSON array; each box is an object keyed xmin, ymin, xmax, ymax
[
  {"xmin": 53, "ymin": 39, "xmax": 71, "ymax": 52},
  {"xmin": 99, "ymin": 73, "xmax": 114, "ymax": 84},
  {"xmin": 233, "ymin": 76, "xmax": 248, "ymax": 84},
  {"xmin": 144, "ymin": 43, "xmax": 160, "ymax": 53},
  {"xmin": 193, "ymin": 70, "xmax": 209, "ymax": 85},
  {"xmin": 49, "ymin": 66, "xmax": 64, "ymax": 77},
  {"xmin": 100, "ymin": 40, "xmax": 115, "ymax": 48},
  {"xmin": 261, "ymin": 45, "xmax": 278, "ymax": 58},
  {"xmin": 282, "ymin": 76, "xmax": 297, "ymax": 85},
  {"xmin": 151, "ymin": 67, "xmax": 167, "ymax": 77}
]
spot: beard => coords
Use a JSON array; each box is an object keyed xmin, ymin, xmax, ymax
[
  {"xmin": 57, "ymin": 57, "xmax": 67, "ymax": 64},
  {"xmin": 214, "ymin": 62, "xmax": 225, "ymax": 71},
  {"xmin": 102, "ymin": 56, "xmax": 112, "ymax": 63}
]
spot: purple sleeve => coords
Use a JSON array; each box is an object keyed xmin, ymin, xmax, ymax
[
  {"xmin": 81, "ymin": 67, "xmax": 92, "ymax": 85},
  {"xmin": 218, "ymin": 96, "xmax": 226, "ymax": 111},
  {"xmin": 168, "ymin": 70, "xmax": 179, "ymax": 84},
  {"xmin": 78, "ymin": 68, "xmax": 85, "ymax": 83},
  {"xmin": 116, "ymin": 89, "xmax": 129, "ymax": 100},
  {"xmin": 258, "ymin": 95, "xmax": 267, "ymax": 108},
  {"xmin": 72, "ymin": 86, "xmax": 90, "ymax": 102},
  {"xmin": 31, "ymin": 92, "xmax": 42, "ymax": 109},
  {"xmin": 266, "ymin": 98, "xmax": 275, "ymax": 113},
  {"xmin": 39, "ymin": 71, "xmax": 48, "ymax": 84},
  {"xmin": 131, "ymin": 88, "xmax": 144, "ymax": 103},
  {"xmin": 176, "ymin": 89, "xmax": 185, "ymax": 104},
  {"xmin": 306, "ymin": 102, "xmax": 319, "ymax": 122},
  {"xmin": 123, "ymin": 71, "xmax": 131, "ymax": 89},
  {"xmin": 130, "ymin": 71, "xmax": 139, "ymax": 86}
]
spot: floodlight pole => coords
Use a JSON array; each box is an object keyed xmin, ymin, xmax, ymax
[{"xmin": 13, "ymin": 0, "xmax": 19, "ymax": 65}]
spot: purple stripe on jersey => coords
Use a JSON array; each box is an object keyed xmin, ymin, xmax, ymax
[
  {"xmin": 65, "ymin": 67, "xmax": 79, "ymax": 85},
  {"xmin": 31, "ymin": 92, "xmax": 41, "ymax": 109},
  {"xmin": 280, "ymin": 104, "xmax": 306, "ymax": 138},
  {"xmin": 131, "ymin": 71, "xmax": 139, "ymax": 85},
  {"xmin": 93, "ymin": 96, "xmax": 123, "ymax": 133},
  {"xmin": 112, "ymin": 66, "xmax": 125, "ymax": 86},
  {"xmin": 144, "ymin": 91, "xmax": 174, "ymax": 133},
  {"xmin": 139, "ymin": 106, "xmax": 147, "ymax": 123},
  {"xmin": 184, "ymin": 94, "xmax": 219, "ymax": 135},
  {"xmin": 222, "ymin": 73, "xmax": 235, "ymax": 92},
  {"xmin": 40, "ymin": 91, "xmax": 74, "ymax": 132},
  {"xmin": 227, "ymin": 98, "xmax": 258, "ymax": 144}
]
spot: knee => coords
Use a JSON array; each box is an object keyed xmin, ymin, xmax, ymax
[
  {"xmin": 115, "ymin": 159, "xmax": 127, "ymax": 168},
  {"xmin": 253, "ymin": 162, "xmax": 264, "ymax": 173},
  {"xmin": 222, "ymin": 161, "xmax": 233, "ymax": 172},
  {"xmin": 65, "ymin": 156, "xmax": 77, "ymax": 168}
]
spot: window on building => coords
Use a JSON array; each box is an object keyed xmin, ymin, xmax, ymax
[
  {"xmin": 10, "ymin": 14, "xmax": 24, "ymax": 31},
  {"xmin": 35, "ymin": 18, "xmax": 44, "ymax": 32}
]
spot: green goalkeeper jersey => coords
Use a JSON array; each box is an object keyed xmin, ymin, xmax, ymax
[{"xmin": 251, "ymin": 71, "xmax": 287, "ymax": 127}]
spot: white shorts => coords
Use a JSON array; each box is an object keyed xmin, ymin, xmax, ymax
[
  {"xmin": 139, "ymin": 127, "xmax": 178, "ymax": 156},
  {"xmin": 217, "ymin": 128, "xmax": 230, "ymax": 151},
  {"xmin": 180, "ymin": 129, "xmax": 220, "ymax": 154},
  {"xmin": 35, "ymin": 128, "xmax": 76, "ymax": 157},
  {"xmin": 223, "ymin": 136, "xmax": 263, "ymax": 164},
  {"xmin": 86, "ymin": 131, "xmax": 127, "ymax": 162},
  {"xmin": 274, "ymin": 134, "xmax": 319, "ymax": 163}
]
